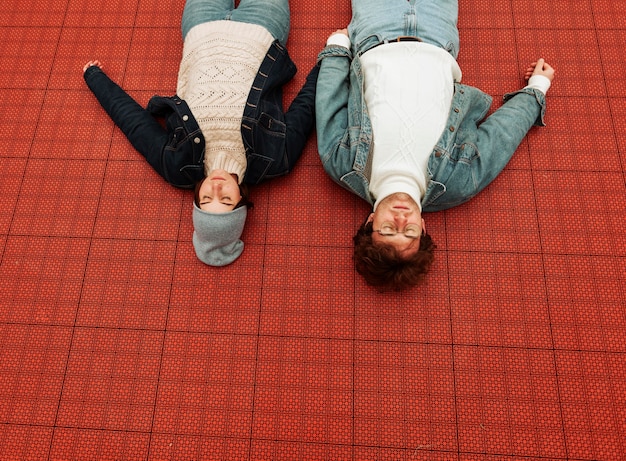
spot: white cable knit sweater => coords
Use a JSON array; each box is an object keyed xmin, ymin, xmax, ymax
[
  {"xmin": 177, "ymin": 20, "xmax": 274, "ymax": 183},
  {"xmin": 361, "ymin": 42, "xmax": 462, "ymax": 212}
]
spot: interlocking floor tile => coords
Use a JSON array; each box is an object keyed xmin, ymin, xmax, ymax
[
  {"xmin": 545, "ymin": 255, "xmax": 626, "ymax": 352},
  {"xmin": 0, "ymin": 89, "xmax": 46, "ymax": 158},
  {"xmin": 455, "ymin": 346, "xmax": 566, "ymax": 458},
  {"xmin": 0, "ymin": 158, "xmax": 27, "ymax": 235},
  {"xmin": 1, "ymin": 0, "xmax": 625, "ymax": 459},
  {"xmin": 0, "ymin": 27, "xmax": 60, "ymax": 89},
  {"xmin": 93, "ymin": 160, "xmax": 185, "ymax": 240},
  {"xmin": 11, "ymin": 159, "xmax": 104, "ymax": 238},
  {"xmin": 49, "ymin": 27, "xmax": 135, "ymax": 91},
  {"xmin": 154, "ymin": 332, "xmax": 256, "ymax": 437},
  {"xmin": 0, "ymin": 324, "xmax": 72, "ymax": 425},
  {"xmin": 0, "ymin": 236, "xmax": 89, "ymax": 325},
  {"xmin": 449, "ymin": 252, "xmax": 552, "ymax": 348},
  {"xmin": 534, "ymin": 170, "xmax": 626, "ymax": 256},
  {"xmin": 0, "ymin": 425, "xmax": 54, "ymax": 461},
  {"xmin": 56, "ymin": 327, "xmax": 162, "ymax": 431},
  {"xmin": 76, "ymin": 238, "xmax": 177, "ymax": 329},
  {"xmin": 592, "ymin": 0, "xmax": 626, "ymax": 29},
  {"xmin": 64, "ymin": 0, "xmax": 140, "ymax": 28},
  {"xmin": 50, "ymin": 428, "xmax": 150, "ymax": 461}
]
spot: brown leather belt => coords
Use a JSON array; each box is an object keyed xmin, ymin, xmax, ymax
[{"xmin": 366, "ymin": 36, "xmax": 422, "ymax": 53}]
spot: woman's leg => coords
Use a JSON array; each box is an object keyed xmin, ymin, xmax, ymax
[
  {"xmin": 181, "ymin": 0, "xmax": 234, "ymax": 40},
  {"xmin": 230, "ymin": 0, "xmax": 290, "ymax": 44}
]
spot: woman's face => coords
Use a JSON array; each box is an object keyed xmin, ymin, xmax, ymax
[{"xmin": 197, "ymin": 170, "xmax": 242, "ymax": 213}]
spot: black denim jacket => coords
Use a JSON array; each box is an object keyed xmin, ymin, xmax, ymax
[{"xmin": 84, "ymin": 40, "xmax": 319, "ymax": 188}]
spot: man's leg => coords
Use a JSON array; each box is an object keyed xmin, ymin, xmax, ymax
[
  {"xmin": 349, "ymin": 0, "xmax": 414, "ymax": 53},
  {"xmin": 181, "ymin": 0, "xmax": 234, "ymax": 40},
  {"xmin": 230, "ymin": 0, "xmax": 290, "ymax": 44},
  {"xmin": 414, "ymin": 0, "xmax": 459, "ymax": 58},
  {"xmin": 350, "ymin": 0, "xmax": 459, "ymax": 58}
]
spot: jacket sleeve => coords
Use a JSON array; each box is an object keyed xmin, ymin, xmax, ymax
[
  {"xmin": 282, "ymin": 64, "xmax": 320, "ymax": 167},
  {"xmin": 315, "ymin": 46, "xmax": 353, "ymax": 180},
  {"xmin": 83, "ymin": 66, "xmax": 171, "ymax": 177},
  {"xmin": 472, "ymin": 87, "xmax": 546, "ymax": 190}
]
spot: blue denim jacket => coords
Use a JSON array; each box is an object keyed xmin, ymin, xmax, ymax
[
  {"xmin": 84, "ymin": 40, "xmax": 319, "ymax": 189},
  {"xmin": 315, "ymin": 44, "xmax": 547, "ymax": 212}
]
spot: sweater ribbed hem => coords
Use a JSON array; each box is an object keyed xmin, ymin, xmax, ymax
[{"xmin": 206, "ymin": 151, "xmax": 247, "ymax": 184}]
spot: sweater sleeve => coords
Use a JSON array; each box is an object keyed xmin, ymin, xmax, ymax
[{"xmin": 524, "ymin": 74, "xmax": 551, "ymax": 95}]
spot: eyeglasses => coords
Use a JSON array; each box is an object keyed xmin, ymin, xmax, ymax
[{"xmin": 373, "ymin": 222, "xmax": 423, "ymax": 239}]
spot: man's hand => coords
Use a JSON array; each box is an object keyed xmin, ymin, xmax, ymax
[
  {"xmin": 328, "ymin": 28, "xmax": 348, "ymax": 41},
  {"xmin": 524, "ymin": 58, "xmax": 555, "ymax": 82},
  {"xmin": 325, "ymin": 28, "xmax": 350, "ymax": 49}
]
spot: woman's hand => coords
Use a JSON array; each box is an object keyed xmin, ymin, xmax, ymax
[{"xmin": 83, "ymin": 60, "xmax": 102, "ymax": 72}]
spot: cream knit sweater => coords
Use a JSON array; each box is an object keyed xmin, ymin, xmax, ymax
[{"xmin": 177, "ymin": 20, "xmax": 274, "ymax": 183}]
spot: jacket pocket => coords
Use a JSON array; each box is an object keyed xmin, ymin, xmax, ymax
[
  {"xmin": 258, "ymin": 112, "xmax": 286, "ymax": 135},
  {"xmin": 451, "ymin": 142, "xmax": 480, "ymax": 164},
  {"xmin": 167, "ymin": 127, "xmax": 187, "ymax": 149},
  {"xmin": 244, "ymin": 153, "xmax": 274, "ymax": 185}
]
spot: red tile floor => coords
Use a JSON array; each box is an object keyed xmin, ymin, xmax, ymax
[{"xmin": 0, "ymin": 0, "xmax": 625, "ymax": 460}]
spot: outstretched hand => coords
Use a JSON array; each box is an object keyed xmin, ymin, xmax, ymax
[
  {"xmin": 328, "ymin": 28, "xmax": 348, "ymax": 41},
  {"xmin": 83, "ymin": 60, "xmax": 102, "ymax": 72},
  {"xmin": 524, "ymin": 58, "xmax": 555, "ymax": 82}
]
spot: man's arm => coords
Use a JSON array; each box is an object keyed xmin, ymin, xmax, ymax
[
  {"xmin": 472, "ymin": 59, "xmax": 556, "ymax": 190},
  {"xmin": 315, "ymin": 30, "xmax": 354, "ymax": 179}
]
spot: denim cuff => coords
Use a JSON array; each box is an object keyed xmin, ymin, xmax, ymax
[
  {"xmin": 503, "ymin": 87, "xmax": 547, "ymax": 127},
  {"xmin": 83, "ymin": 65, "xmax": 103, "ymax": 81},
  {"xmin": 326, "ymin": 33, "xmax": 351, "ymax": 49},
  {"xmin": 317, "ymin": 44, "xmax": 352, "ymax": 64}
]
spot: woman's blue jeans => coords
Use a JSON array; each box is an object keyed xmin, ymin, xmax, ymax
[
  {"xmin": 349, "ymin": 0, "xmax": 459, "ymax": 58},
  {"xmin": 181, "ymin": 0, "xmax": 290, "ymax": 44}
]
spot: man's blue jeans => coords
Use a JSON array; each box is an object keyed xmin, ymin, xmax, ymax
[
  {"xmin": 182, "ymin": 0, "xmax": 290, "ymax": 44},
  {"xmin": 349, "ymin": 0, "xmax": 459, "ymax": 58}
]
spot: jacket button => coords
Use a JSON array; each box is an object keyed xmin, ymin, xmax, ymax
[
  {"xmin": 449, "ymin": 126, "xmax": 455, "ymax": 132},
  {"xmin": 182, "ymin": 115, "xmax": 189, "ymax": 121},
  {"xmin": 435, "ymin": 151, "xmax": 442, "ymax": 157},
  {"xmin": 194, "ymin": 137, "xmax": 201, "ymax": 144},
  {"xmin": 454, "ymin": 108, "xmax": 459, "ymax": 113}
]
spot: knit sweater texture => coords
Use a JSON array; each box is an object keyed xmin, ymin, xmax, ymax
[{"xmin": 177, "ymin": 20, "xmax": 274, "ymax": 183}]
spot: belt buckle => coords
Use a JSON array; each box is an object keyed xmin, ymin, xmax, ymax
[{"xmin": 395, "ymin": 36, "xmax": 422, "ymax": 42}]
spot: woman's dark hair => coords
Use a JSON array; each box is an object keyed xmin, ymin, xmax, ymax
[
  {"xmin": 353, "ymin": 221, "xmax": 436, "ymax": 291},
  {"xmin": 194, "ymin": 177, "xmax": 254, "ymax": 210}
]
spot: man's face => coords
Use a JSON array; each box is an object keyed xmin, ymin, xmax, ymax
[
  {"xmin": 367, "ymin": 193, "xmax": 425, "ymax": 258},
  {"xmin": 197, "ymin": 169, "xmax": 242, "ymax": 213}
]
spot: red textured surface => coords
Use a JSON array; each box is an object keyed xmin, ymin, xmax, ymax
[{"xmin": 1, "ymin": 0, "xmax": 625, "ymax": 459}]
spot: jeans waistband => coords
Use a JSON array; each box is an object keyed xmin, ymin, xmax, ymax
[{"xmin": 360, "ymin": 36, "xmax": 422, "ymax": 56}]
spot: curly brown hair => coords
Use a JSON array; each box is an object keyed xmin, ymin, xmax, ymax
[{"xmin": 353, "ymin": 221, "xmax": 436, "ymax": 291}]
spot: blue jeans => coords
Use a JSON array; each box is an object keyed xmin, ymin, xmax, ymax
[
  {"xmin": 181, "ymin": 0, "xmax": 290, "ymax": 44},
  {"xmin": 349, "ymin": 0, "xmax": 459, "ymax": 58}
]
